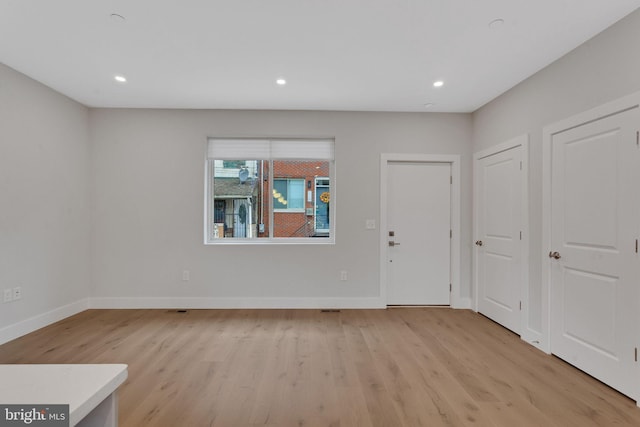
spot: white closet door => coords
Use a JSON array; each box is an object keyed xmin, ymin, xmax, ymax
[
  {"xmin": 476, "ymin": 146, "xmax": 522, "ymax": 333},
  {"xmin": 549, "ymin": 107, "xmax": 639, "ymax": 399}
]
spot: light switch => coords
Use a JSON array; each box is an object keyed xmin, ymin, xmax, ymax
[{"xmin": 365, "ymin": 219, "xmax": 376, "ymax": 230}]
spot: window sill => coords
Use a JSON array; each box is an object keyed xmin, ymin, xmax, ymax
[
  {"xmin": 273, "ymin": 209, "xmax": 306, "ymax": 213},
  {"xmin": 205, "ymin": 237, "xmax": 335, "ymax": 245}
]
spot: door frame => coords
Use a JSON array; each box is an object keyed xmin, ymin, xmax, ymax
[
  {"xmin": 379, "ymin": 154, "xmax": 463, "ymax": 307},
  {"xmin": 542, "ymin": 91, "xmax": 640, "ymax": 356},
  {"xmin": 472, "ymin": 135, "xmax": 529, "ymax": 338}
]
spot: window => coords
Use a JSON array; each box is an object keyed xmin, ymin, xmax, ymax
[
  {"xmin": 273, "ymin": 179, "xmax": 304, "ymax": 211},
  {"xmin": 205, "ymin": 138, "xmax": 334, "ymax": 243},
  {"xmin": 222, "ymin": 160, "xmax": 246, "ymax": 169}
]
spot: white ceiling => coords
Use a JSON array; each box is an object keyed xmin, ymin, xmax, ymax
[{"xmin": 1, "ymin": 0, "xmax": 639, "ymax": 112}]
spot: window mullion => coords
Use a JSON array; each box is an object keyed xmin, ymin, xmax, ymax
[{"xmin": 268, "ymin": 160, "xmax": 274, "ymax": 239}]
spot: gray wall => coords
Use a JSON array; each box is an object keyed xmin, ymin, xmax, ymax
[
  {"xmin": 89, "ymin": 109, "xmax": 472, "ymax": 306},
  {"xmin": 472, "ymin": 9, "xmax": 640, "ymax": 338},
  {"xmin": 0, "ymin": 63, "xmax": 90, "ymax": 339}
]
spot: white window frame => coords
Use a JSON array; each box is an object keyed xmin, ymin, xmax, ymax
[{"xmin": 204, "ymin": 138, "xmax": 336, "ymax": 245}]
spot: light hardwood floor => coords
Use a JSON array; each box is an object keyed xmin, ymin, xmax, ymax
[{"xmin": 1, "ymin": 308, "xmax": 639, "ymax": 426}]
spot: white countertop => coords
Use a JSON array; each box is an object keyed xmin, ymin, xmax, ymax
[{"xmin": 0, "ymin": 364, "xmax": 128, "ymax": 426}]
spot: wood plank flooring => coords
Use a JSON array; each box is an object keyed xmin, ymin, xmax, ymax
[{"xmin": 1, "ymin": 308, "xmax": 639, "ymax": 426}]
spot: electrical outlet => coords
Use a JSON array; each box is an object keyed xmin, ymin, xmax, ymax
[
  {"xmin": 182, "ymin": 270, "xmax": 190, "ymax": 281},
  {"xmin": 340, "ymin": 271, "xmax": 348, "ymax": 281},
  {"xmin": 13, "ymin": 286, "xmax": 22, "ymax": 301},
  {"xmin": 3, "ymin": 289, "xmax": 12, "ymax": 303}
]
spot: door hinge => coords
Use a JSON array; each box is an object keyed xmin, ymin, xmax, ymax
[
  {"xmin": 519, "ymin": 301, "xmax": 522, "ymax": 311},
  {"xmin": 635, "ymin": 347, "xmax": 638, "ymax": 362},
  {"xmin": 450, "ymin": 284, "xmax": 452, "ymax": 292},
  {"xmin": 520, "ymin": 161, "xmax": 522, "ymax": 170},
  {"xmin": 636, "ymin": 239, "xmax": 638, "ymax": 253},
  {"xmin": 520, "ymin": 231, "xmax": 522, "ymax": 240},
  {"xmin": 636, "ymin": 131, "xmax": 639, "ymax": 147},
  {"xmin": 450, "ymin": 175, "xmax": 453, "ymax": 184},
  {"xmin": 450, "ymin": 229, "xmax": 452, "ymax": 239}
]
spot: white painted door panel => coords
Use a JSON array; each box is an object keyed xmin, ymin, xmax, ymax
[
  {"xmin": 550, "ymin": 107, "xmax": 639, "ymax": 399},
  {"xmin": 477, "ymin": 147, "xmax": 522, "ymax": 333},
  {"xmin": 387, "ymin": 162, "xmax": 451, "ymax": 305}
]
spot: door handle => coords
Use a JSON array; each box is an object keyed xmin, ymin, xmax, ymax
[
  {"xmin": 475, "ymin": 240, "xmax": 483, "ymax": 246},
  {"xmin": 549, "ymin": 251, "xmax": 561, "ymax": 260},
  {"xmin": 388, "ymin": 241, "xmax": 400, "ymax": 247}
]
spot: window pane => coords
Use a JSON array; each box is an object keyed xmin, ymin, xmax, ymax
[
  {"xmin": 211, "ymin": 159, "xmax": 267, "ymax": 238},
  {"xmin": 273, "ymin": 178, "xmax": 304, "ymax": 210},
  {"xmin": 287, "ymin": 180, "xmax": 304, "ymax": 209},
  {"xmin": 272, "ymin": 160, "xmax": 331, "ymax": 238}
]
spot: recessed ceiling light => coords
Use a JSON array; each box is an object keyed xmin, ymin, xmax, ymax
[
  {"xmin": 114, "ymin": 75, "xmax": 127, "ymax": 83},
  {"xmin": 276, "ymin": 78, "xmax": 286, "ymax": 86},
  {"xmin": 433, "ymin": 81, "xmax": 444, "ymax": 88},
  {"xmin": 489, "ymin": 18, "xmax": 505, "ymax": 29},
  {"xmin": 424, "ymin": 103, "xmax": 434, "ymax": 109}
]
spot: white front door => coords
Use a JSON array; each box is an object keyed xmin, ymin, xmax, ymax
[
  {"xmin": 386, "ymin": 161, "xmax": 451, "ymax": 305},
  {"xmin": 476, "ymin": 145, "xmax": 523, "ymax": 333},
  {"xmin": 550, "ymin": 107, "xmax": 639, "ymax": 399}
]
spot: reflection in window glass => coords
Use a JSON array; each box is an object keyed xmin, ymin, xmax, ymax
[{"xmin": 273, "ymin": 179, "xmax": 304, "ymax": 210}]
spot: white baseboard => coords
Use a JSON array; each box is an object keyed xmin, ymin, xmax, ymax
[
  {"xmin": 0, "ymin": 298, "xmax": 89, "ymax": 345},
  {"xmin": 521, "ymin": 327, "xmax": 549, "ymax": 354},
  {"xmin": 89, "ymin": 297, "xmax": 387, "ymax": 310},
  {"xmin": 452, "ymin": 297, "xmax": 472, "ymax": 309}
]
